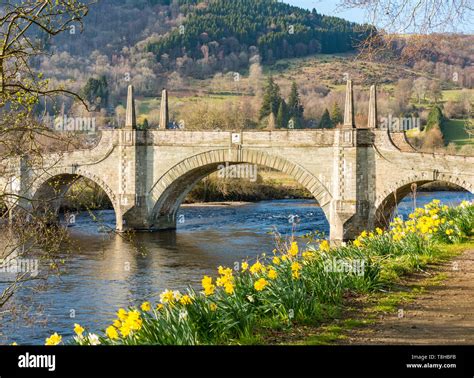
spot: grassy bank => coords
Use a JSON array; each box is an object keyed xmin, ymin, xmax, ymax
[
  {"xmin": 39, "ymin": 199, "xmax": 474, "ymax": 346},
  {"xmin": 270, "ymin": 241, "xmax": 474, "ymax": 345},
  {"xmin": 184, "ymin": 173, "xmax": 312, "ymax": 203}
]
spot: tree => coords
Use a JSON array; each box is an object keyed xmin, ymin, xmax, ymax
[
  {"xmin": 422, "ymin": 126, "xmax": 445, "ymax": 150},
  {"xmin": 318, "ymin": 109, "xmax": 333, "ymax": 129},
  {"xmin": 276, "ymin": 100, "xmax": 288, "ymax": 129},
  {"xmin": 339, "ymin": 1, "xmax": 473, "ymax": 61},
  {"xmin": 428, "ymin": 80, "xmax": 443, "ymax": 104},
  {"xmin": 287, "ymin": 82, "xmax": 304, "ymax": 128},
  {"xmin": 140, "ymin": 118, "xmax": 149, "ymax": 130},
  {"xmin": 248, "ymin": 59, "xmax": 263, "ymax": 96},
  {"xmin": 413, "ymin": 78, "xmax": 429, "ymax": 104},
  {"xmin": 0, "ymin": 0, "xmax": 89, "ymax": 310},
  {"xmin": 331, "ymin": 102, "xmax": 343, "ymax": 126},
  {"xmin": 259, "ymin": 77, "xmax": 282, "ymax": 120},
  {"xmin": 82, "ymin": 76, "xmax": 109, "ymax": 110},
  {"xmin": 394, "ymin": 79, "xmax": 413, "ymax": 112},
  {"xmin": 340, "ymin": 0, "xmax": 472, "ymax": 34},
  {"xmin": 425, "ymin": 106, "xmax": 445, "ymax": 131}
]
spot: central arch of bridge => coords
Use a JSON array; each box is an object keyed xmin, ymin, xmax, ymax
[{"xmin": 149, "ymin": 149, "xmax": 333, "ymax": 231}]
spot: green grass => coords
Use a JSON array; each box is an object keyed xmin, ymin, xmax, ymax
[
  {"xmin": 302, "ymin": 325, "xmax": 346, "ymax": 345},
  {"xmin": 370, "ymin": 289, "xmax": 421, "ymax": 313},
  {"xmin": 441, "ymin": 119, "xmax": 473, "ymax": 146},
  {"xmin": 442, "ymin": 89, "xmax": 473, "ymax": 102},
  {"xmin": 296, "ymin": 240, "xmax": 474, "ymax": 345},
  {"xmin": 300, "ymin": 318, "xmax": 376, "ymax": 345}
]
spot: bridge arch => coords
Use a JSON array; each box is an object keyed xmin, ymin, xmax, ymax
[
  {"xmin": 374, "ymin": 172, "xmax": 473, "ymax": 227},
  {"xmin": 149, "ymin": 149, "xmax": 333, "ymax": 230},
  {"xmin": 31, "ymin": 167, "xmax": 119, "ymax": 225}
]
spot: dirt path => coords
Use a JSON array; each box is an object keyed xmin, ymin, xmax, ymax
[{"xmin": 343, "ymin": 249, "xmax": 474, "ymax": 345}]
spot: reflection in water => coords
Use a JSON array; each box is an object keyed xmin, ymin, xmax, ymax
[{"xmin": 0, "ymin": 192, "xmax": 472, "ymax": 344}]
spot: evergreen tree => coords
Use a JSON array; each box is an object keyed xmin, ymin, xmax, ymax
[
  {"xmin": 425, "ymin": 106, "xmax": 445, "ymax": 131},
  {"xmin": 318, "ymin": 109, "xmax": 333, "ymax": 129},
  {"xmin": 260, "ymin": 76, "xmax": 282, "ymax": 120},
  {"xmin": 276, "ymin": 100, "xmax": 288, "ymax": 129},
  {"xmin": 287, "ymin": 82, "xmax": 304, "ymax": 128},
  {"xmin": 82, "ymin": 75, "xmax": 109, "ymax": 110},
  {"xmin": 331, "ymin": 102, "xmax": 343, "ymax": 126},
  {"xmin": 140, "ymin": 118, "xmax": 149, "ymax": 130}
]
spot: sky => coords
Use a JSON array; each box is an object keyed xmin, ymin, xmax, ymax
[
  {"xmin": 284, "ymin": 0, "xmax": 367, "ymax": 25},
  {"xmin": 284, "ymin": 0, "xmax": 473, "ymax": 33}
]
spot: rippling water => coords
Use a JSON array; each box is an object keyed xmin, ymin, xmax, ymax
[{"xmin": 1, "ymin": 192, "xmax": 472, "ymax": 344}]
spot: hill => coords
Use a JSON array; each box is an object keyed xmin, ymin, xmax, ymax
[{"xmin": 146, "ymin": 0, "xmax": 371, "ymax": 78}]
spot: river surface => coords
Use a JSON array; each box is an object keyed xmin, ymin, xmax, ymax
[{"xmin": 1, "ymin": 192, "xmax": 472, "ymax": 345}]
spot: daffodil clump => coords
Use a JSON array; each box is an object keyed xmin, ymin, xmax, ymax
[{"xmin": 42, "ymin": 199, "xmax": 473, "ymax": 346}]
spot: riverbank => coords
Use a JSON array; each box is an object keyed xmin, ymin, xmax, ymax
[
  {"xmin": 181, "ymin": 201, "xmax": 252, "ymax": 207},
  {"xmin": 41, "ymin": 199, "xmax": 474, "ymax": 346},
  {"xmin": 340, "ymin": 244, "xmax": 474, "ymax": 345},
  {"xmin": 258, "ymin": 242, "xmax": 474, "ymax": 345}
]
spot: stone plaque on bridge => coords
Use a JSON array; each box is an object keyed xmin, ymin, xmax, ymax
[{"xmin": 231, "ymin": 133, "xmax": 241, "ymax": 144}]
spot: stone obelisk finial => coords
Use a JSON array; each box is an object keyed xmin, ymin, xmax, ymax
[
  {"xmin": 125, "ymin": 85, "xmax": 136, "ymax": 130},
  {"xmin": 368, "ymin": 84, "xmax": 377, "ymax": 129},
  {"xmin": 160, "ymin": 89, "xmax": 169, "ymax": 129},
  {"xmin": 343, "ymin": 80, "xmax": 355, "ymax": 128}
]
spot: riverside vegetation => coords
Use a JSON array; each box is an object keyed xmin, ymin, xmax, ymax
[{"xmin": 41, "ymin": 199, "xmax": 473, "ymax": 346}]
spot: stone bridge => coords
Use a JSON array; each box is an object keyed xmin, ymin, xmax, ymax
[{"xmin": 1, "ymin": 82, "xmax": 473, "ymax": 243}]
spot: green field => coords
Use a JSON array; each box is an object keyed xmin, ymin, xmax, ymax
[
  {"xmin": 442, "ymin": 119, "xmax": 473, "ymax": 146},
  {"xmin": 442, "ymin": 89, "xmax": 473, "ymax": 102}
]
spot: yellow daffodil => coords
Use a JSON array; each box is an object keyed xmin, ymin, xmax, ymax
[
  {"xmin": 291, "ymin": 262, "xmax": 302, "ymax": 279},
  {"xmin": 267, "ymin": 268, "xmax": 278, "ymax": 280},
  {"xmin": 117, "ymin": 308, "xmax": 128, "ymax": 321},
  {"xmin": 218, "ymin": 266, "xmax": 233, "ymax": 276},
  {"xmin": 180, "ymin": 295, "xmax": 193, "ymax": 305},
  {"xmin": 319, "ymin": 240, "xmax": 330, "ymax": 252},
  {"xmin": 74, "ymin": 324, "xmax": 84, "ymax": 337},
  {"xmin": 250, "ymin": 261, "xmax": 266, "ymax": 274},
  {"xmin": 45, "ymin": 333, "xmax": 62, "ymax": 346},
  {"xmin": 160, "ymin": 290, "xmax": 175, "ymax": 304},
  {"xmin": 202, "ymin": 276, "xmax": 216, "ymax": 296},
  {"xmin": 120, "ymin": 324, "xmax": 131, "ymax": 338},
  {"xmin": 254, "ymin": 278, "xmax": 269, "ymax": 291},
  {"xmin": 288, "ymin": 242, "xmax": 299, "ymax": 256},
  {"xmin": 106, "ymin": 326, "xmax": 119, "ymax": 340}
]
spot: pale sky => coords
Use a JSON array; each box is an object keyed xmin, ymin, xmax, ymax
[{"xmin": 284, "ymin": 0, "xmax": 367, "ymax": 25}]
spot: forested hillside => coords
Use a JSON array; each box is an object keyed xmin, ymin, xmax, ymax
[{"xmin": 146, "ymin": 0, "xmax": 372, "ymax": 77}]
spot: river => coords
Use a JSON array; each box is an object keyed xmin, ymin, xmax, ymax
[{"xmin": 0, "ymin": 192, "xmax": 472, "ymax": 345}]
